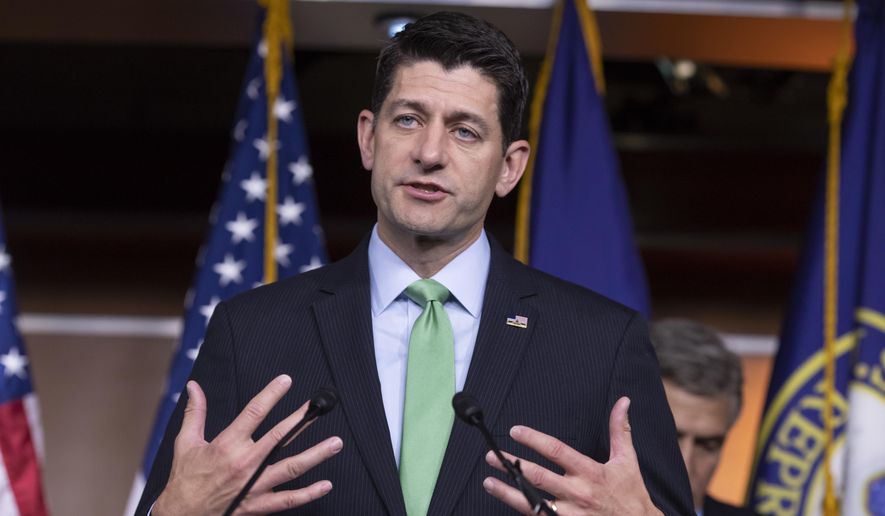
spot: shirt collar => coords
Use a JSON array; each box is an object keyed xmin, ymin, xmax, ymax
[{"xmin": 368, "ymin": 225, "xmax": 489, "ymax": 318}]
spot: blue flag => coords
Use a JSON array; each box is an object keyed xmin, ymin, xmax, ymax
[
  {"xmin": 514, "ymin": 0, "xmax": 650, "ymax": 316},
  {"xmin": 0, "ymin": 209, "xmax": 49, "ymax": 515},
  {"xmin": 749, "ymin": 2, "xmax": 885, "ymax": 514},
  {"xmin": 126, "ymin": 4, "xmax": 326, "ymax": 511}
]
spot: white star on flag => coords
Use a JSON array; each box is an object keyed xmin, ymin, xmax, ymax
[
  {"xmin": 278, "ymin": 197, "xmax": 306, "ymax": 226},
  {"xmin": 200, "ymin": 296, "xmax": 221, "ymax": 326},
  {"xmin": 300, "ymin": 256, "xmax": 324, "ymax": 273},
  {"xmin": 187, "ymin": 340, "xmax": 202, "ymax": 361},
  {"xmin": 213, "ymin": 254, "xmax": 246, "ymax": 287},
  {"xmin": 1, "ymin": 347, "xmax": 28, "ymax": 379},
  {"xmin": 289, "ymin": 156, "xmax": 313, "ymax": 185},
  {"xmin": 233, "ymin": 119, "xmax": 248, "ymax": 142},
  {"xmin": 275, "ymin": 239, "xmax": 294, "ymax": 267},
  {"xmin": 253, "ymin": 136, "xmax": 280, "ymax": 162},
  {"xmin": 274, "ymin": 97, "xmax": 297, "ymax": 123},
  {"xmin": 240, "ymin": 172, "xmax": 267, "ymax": 202},
  {"xmin": 247, "ymin": 77, "xmax": 261, "ymax": 100},
  {"xmin": 0, "ymin": 290, "xmax": 6, "ymax": 314},
  {"xmin": 258, "ymin": 38, "xmax": 268, "ymax": 58},
  {"xmin": 225, "ymin": 212, "xmax": 258, "ymax": 243},
  {"xmin": 0, "ymin": 245, "xmax": 10, "ymax": 272}
]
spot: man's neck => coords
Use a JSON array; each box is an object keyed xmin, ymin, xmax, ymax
[{"xmin": 376, "ymin": 225, "xmax": 483, "ymax": 278}]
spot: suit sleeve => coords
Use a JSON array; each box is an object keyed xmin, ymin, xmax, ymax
[
  {"xmin": 134, "ymin": 302, "xmax": 240, "ymax": 516},
  {"xmin": 601, "ymin": 313, "xmax": 695, "ymax": 515}
]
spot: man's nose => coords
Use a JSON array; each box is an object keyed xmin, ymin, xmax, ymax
[
  {"xmin": 412, "ymin": 121, "xmax": 447, "ymax": 171},
  {"xmin": 678, "ymin": 436, "xmax": 694, "ymax": 467}
]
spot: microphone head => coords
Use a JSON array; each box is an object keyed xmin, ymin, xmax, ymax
[
  {"xmin": 452, "ymin": 391, "xmax": 483, "ymax": 425},
  {"xmin": 309, "ymin": 387, "xmax": 339, "ymax": 416}
]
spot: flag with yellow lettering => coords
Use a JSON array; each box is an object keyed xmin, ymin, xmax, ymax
[{"xmin": 749, "ymin": 1, "xmax": 885, "ymax": 514}]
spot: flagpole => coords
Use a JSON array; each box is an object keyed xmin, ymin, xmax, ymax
[
  {"xmin": 821, "ymin": 1, "xmax": 853, "ymax": 514},
  {"xmin": 259, "ymin": 0, "xmax": 293, "ymax": 284}
]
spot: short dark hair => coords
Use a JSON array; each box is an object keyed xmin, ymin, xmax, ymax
[
  {"xmin": 650, "ymin": 319, "xmax": 744, "ymax": 424},
  {"xmin": 371, "ymin": 11, "xmax": 529, "ymax": 148}
]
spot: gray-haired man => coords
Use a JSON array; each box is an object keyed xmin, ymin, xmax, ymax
[{"xmin": 650, "ymin": 319, "xmax": 758, "ymax": 516}]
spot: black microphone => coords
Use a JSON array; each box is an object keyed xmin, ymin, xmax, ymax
[
  {"xmin": 223, "ymin": 387, "xmax": 339, "ymax": 516},
  {"xmin": 452, "ymin": 392, "xmax": 556, "ymax": 516}
]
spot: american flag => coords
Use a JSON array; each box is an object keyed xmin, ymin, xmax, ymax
[
  {"xmin": 125, "ymin": 2, "xmax": 326, "ymax": 512},
  {"xmin": 0, "ymin": 209, "xmax": 50, "ymax": 516}
]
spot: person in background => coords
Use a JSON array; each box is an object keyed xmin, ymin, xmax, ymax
[{"xmin": 650, "ymin": 319, "xmax": 759, "ymax": 516}]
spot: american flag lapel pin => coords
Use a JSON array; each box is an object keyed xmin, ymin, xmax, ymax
[{"xmin": 506, "ymin": 314, "xmax": 528, "ymax": 329}]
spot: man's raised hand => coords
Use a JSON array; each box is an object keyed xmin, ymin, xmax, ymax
[
  {"xmin": 153, "ymin": 375, "xmax": 342, "ymax": 516},
  {"xmin": 483, "ymin": 397, "xmax": 662, "ymax": 516}
]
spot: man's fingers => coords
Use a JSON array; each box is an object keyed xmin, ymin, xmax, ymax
[
  {"xmin": 252, "ymin": 436, "xmax": 343, "ymax": 492},
  {"xmin": 179, "ymin": 381, "xmax": 207, "ymax": 445},
  {"xmin": 485, "ymin": 450, "xmax": 572, "ymax": 501},
  {"xmin": 482, "ymin": 476, "xmax": 535, "ymax": 515},
  {"xmin": 608, "ymin": 396, "xmax": 638, "ymax": 463},
  {"xmin": 225, "ymin": 374, "xmax": 293, "ymax": 439},
  {"xmin": 509, "ymin": 425, "xmax": 590, "ymax": 475},
  {"xmin": 238, "ymin": 480, "xmax": 333, "ymax": 515},
  {"xmin": 256, "ymin": 400, "xmax": 311, "ymax": 455}
]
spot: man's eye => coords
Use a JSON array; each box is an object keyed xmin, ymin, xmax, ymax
[
  {"xmin": 455, "ymin": 127, "xmax": 478, "ymax": 140},
  {"xmin": 697, "ymin": 439, "xmax": 723, "ymax": 453},
  {"xmin": 395, "ymin": 115, "xmax": 418, "ymax": 127}
]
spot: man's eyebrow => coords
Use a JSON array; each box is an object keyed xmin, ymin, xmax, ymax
[
  {"xmin": 694, "ymin": 435, "xmax": 726, "ymax": 445},
  {"xmin": 387, "ymin": 98, "xmax": 428, "ymax": 115},
  {"xmin": 675, "ymin": 431, "xmax": 726, "ymax": 442},
  {"xmin": 447, "ymin": 110, "xmax": 491, "ymax": 135}
]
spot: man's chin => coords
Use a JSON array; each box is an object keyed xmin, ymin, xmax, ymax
[{"xmin": 388, "ymin": 216, "xmax": 450, "ymax": 238}]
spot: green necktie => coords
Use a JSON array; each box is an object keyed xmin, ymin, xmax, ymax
[{"xmin": 399, "ymin": 279, "xmax": 455, "ymax": 516}]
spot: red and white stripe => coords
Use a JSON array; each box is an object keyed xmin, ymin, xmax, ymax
[{"xmin": 0, "ymin": 393, "xmax": 48, "ymax": 516}]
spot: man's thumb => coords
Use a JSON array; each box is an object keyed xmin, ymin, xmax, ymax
[
  {"xmin": 608, "ymin": 396, "xmax": 637, "ymax": 461},
  {"xmin": 179, "ymin": 380, "xmax": 207, "ymax": 444}
]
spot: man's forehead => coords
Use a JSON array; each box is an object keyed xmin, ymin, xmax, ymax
[
  {"xmin": 382, "ymin": 61, "xmax": 499, "ymax": 125},
  {"xmin": 663, "ymin": 381, "xmax": 733, "ymax": 427},
  {"xmin": 386, "ymin": 61, "xmax": 498, "ymax": 101}
]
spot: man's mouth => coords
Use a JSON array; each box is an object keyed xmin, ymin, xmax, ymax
[
  {"xmin": 413, "ymin": 184, "xmax": 440, "ymax": 193},
  {"xmin": 403, "ymin": 181, "xmax": 448, "ymax": 200},
  {"xmin": 406, "ymin": 182, "xmax": 446, "ymax": 194}
]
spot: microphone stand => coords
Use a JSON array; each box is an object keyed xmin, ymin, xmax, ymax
[
  {"xmin": 453, "ymin": 393, "xmax": 557, "ymax": 515},
  {"xmin": 223, "ymin": 388, "xmax": 338, "ymax": 516}
]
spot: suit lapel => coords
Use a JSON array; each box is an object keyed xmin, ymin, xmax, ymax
[
  {"xmin": 429, "ymin": 239, "xmax": 538, "ymax": 516},
  {"xmin": 312, "ymin": 241, "xmax": 407, "ymax": 516}
]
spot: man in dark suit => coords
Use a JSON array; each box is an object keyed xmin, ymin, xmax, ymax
[
  {"xmin": 650, "ymin": 320, "xmax": 759, "ymax": 516},
  {"xmin": 138, "ymin": 12, "xmax": 693, "ymax": 515}
]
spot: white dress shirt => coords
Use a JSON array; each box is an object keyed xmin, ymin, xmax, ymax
[{"xmin": 368, "ymin": 225, "xmax": 490, "ymax": 465}]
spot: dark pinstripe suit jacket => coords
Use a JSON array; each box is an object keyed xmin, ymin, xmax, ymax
[
  {"xmin": 137, "ymin": 236, "xmax": 693, "ymax": 515},
  {"xmin": 703, "ymin": 495, "xmax": 759, "ymax": 516}
]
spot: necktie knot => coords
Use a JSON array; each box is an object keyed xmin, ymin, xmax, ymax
[{"xmin": 405, "ymin": 279, "xmax": 450, "ymax": 306}]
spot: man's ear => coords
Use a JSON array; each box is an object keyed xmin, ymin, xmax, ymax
[
  {"xmin": 495, "ymin": 139, "xmax": 531, "ymax": 197},
  {"xmin": 357, "ymin": 109, "xmax": 376, "ymax": 171}
]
